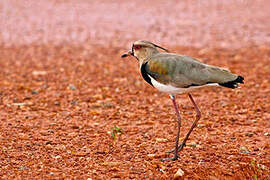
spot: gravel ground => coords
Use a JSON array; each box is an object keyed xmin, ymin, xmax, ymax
[{"xmin": 0, "ymin": 0, "xmax": 270, "ymax": 179}]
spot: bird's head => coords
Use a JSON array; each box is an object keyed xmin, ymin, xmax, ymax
[{"xmin": 121, "ymin": 40, "xmax": 169, "ymax": 64}]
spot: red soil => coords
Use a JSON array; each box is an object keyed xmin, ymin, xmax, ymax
[{"xmin": 0, "ymin": 0, "xmax": 269, "ymax": 179}]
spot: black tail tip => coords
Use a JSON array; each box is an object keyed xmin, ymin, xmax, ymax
[
  {"xmin": 236, "ymin": 75, "xmax": 244, "ymax": 84},
  {"xmin": 219, "ymin": 75, "xmax": 244, "ymax": 89}
]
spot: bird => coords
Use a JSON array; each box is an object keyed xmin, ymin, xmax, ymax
[{"xmin": 121, "ymin": 40, "xmax": 244, "ymax": 161}]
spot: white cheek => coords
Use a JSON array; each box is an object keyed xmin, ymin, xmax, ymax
[{"xmin": 134, "ymin": 49, "xmax": 147, "ymax": 59}]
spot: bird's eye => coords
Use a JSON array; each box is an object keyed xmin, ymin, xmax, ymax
[{"xmin": 133, "ymin": 45, "xmax": 142, "ymax": 50}]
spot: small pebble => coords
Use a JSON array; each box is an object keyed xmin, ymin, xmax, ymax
[
  {"xmin": 18, "ymin": 166, "xmax": 27, "ymax": 170},
  {"xmin": 71, "ymin": 100, "xmax": 78, "ymax": 105},
  {"xmin": 48, "ymin": 129, "xmax": 54, "ymax": 133},
  {"xmin": 220, "ymin": 101, "xmax": 227, "ymax": 107},
  {"xmin": 13, "ymin": 102, "xmax": 28, "ymax": 106},
  {"xmin": 174, "ymin": 168, "xmax": 184, "ymax": 179},
  {"xmin": 42, "ymin": 84, "xmax": 48, "ymax": 89},
  {"xmin": 32, "ymin": 70, "xmax": 47, "ymax": 76},
  {"xmin": 245, "ymin": 132, "xmax": 253, "ymax": 137},
  {"xmin": 54, "ymin": 101, "xmax": 60, "ymax": 105},
  {"xmin": 240, "ymin": 146, "xmax": 250, "ymax": 154},
  {"xmin": 69, "ymin": 84, "xmax": 76, "ymax": 90},
  {"xmin": 31, "ymin": 90, "xmax": 38, "ymax": 94},
  {"xmin": 251, "ymin": 119, "xmax": 257, "ymax": 123},
  {"xmin": 159, "ymin": 168, "xmax": 165, "ymax": 173},
  {"xmin": 147, "ymin": 154, "xmax": 156, "ymax": 158},
  {"xmin": 155, "ymin": 138, "xmax": 168, "ymax": 142},
  {"xmin": 197, "ymin": 124, "xmax": 205, "ymax": 128},
  {"xmin": 55, "ymin": 155, "xmax": 61, "ymax": 159}
]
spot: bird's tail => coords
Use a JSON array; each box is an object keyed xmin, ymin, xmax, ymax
[{"xmin": 218, "ymin": 76, "xmax": 244, "ymax": 89}]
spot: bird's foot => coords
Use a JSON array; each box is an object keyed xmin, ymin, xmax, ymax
[
  {"xmin": 167, "ymin": 143, "xmax": 185, "ymax": 153},
  {"xmin": 160, "ymin": 155, "xmax": 178, "ymax": 161}
]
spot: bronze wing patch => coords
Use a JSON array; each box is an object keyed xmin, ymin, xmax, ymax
[
  {"xmin": 146, "ymin": 60, "xmax": 171, "ymax": 84},
  {"xmin": 148, "ymin": 60, "xmax": 168, "ymax": 75}
]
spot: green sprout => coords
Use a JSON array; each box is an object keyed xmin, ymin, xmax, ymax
[{"xmin": 111, "ymin": 126, "xmax": 122, "ymax": 141}]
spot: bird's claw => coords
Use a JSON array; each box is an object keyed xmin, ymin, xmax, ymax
[
  {"xmin": 167, "ymin": 143, "xmax": 185, "ymax": 153},
  {"xmin": 160, "ymin": 155, "xmax": 179, "ymax": 161}
]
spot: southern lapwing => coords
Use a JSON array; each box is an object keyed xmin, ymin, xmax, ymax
[{"xmin": 121, "ymin": 40, "xmax": 244, "ymax": 161}]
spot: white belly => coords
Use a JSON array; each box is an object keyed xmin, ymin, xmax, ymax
[{"xmin": 149, "ymin": 76, "xmax": 218, "ymax": 94}]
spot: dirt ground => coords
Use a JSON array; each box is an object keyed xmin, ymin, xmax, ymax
[{"xmin": 0, "ymin": 0, "xmax": 270, "ymax": 179}]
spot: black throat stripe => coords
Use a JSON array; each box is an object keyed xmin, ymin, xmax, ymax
[{"xmin": 140, "ymin": 62, "xmax": 153, "ymax": 87}]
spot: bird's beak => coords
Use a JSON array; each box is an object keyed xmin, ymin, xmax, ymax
[{"xmin": 121, "ymin": 50, "xmax": 133, "ymax": 58}]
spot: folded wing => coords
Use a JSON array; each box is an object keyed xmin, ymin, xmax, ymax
[{"xmin": 144, "ymin": 53, "xmax": 244, "ymax": 89}]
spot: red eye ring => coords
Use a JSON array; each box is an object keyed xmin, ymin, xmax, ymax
[{"xmin": 133, "ymin": 45, "xmax": 142, "ymax": 50}]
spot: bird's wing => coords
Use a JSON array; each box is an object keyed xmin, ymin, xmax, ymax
[
  {"xmin": 143, "ymin": 58, "xmax": 172, "ymax": 85},
  {"xmin": 145, "ymin": 53, "xmax": 238, "ymax": 88}
]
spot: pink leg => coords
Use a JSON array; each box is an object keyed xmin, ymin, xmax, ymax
[
  {"xmin": 168, "ymin": 93, "xmax": 201, "ymax": 153},
  {"xmin": 161, "ymin": 94, "xmax": 181, "ymax": 161},
  {"xmin": 177, "ymin": 93, "xmax": 201, "ymax": 152}
]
